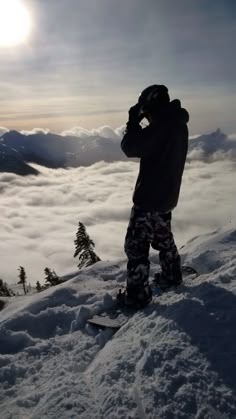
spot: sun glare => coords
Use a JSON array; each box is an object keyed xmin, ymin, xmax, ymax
[{"xmin": 0, "ymin": 0, "xmax": 32, "ymax": 47}]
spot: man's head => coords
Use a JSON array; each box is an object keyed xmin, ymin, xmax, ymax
[{"xmin": 138, "ymin": 85, "xmax": 170, "ymax": 120}]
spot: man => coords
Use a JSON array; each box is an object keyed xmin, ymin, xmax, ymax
[{"xmin": 118, "ymin": 85, "xmax": 189, "ymax": 307}]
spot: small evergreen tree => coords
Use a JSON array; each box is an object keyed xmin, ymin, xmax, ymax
[
  {"xmin": 44, "ymin": 268, "xmax": 60, "ymax": 287},
  {"xmin": 74, "ymin": 221, "xmax": 101, "ymax": 269},
  {"xmin": 0, "ymin": 300, "xmax": 5, "ymax": 311},
  {"xmin": 0, "ymin": 279, "xmax": 12, "ymax": 297},
  {"xmin": 18, "ymin": 266, "xmax": 27, "ymax": 295},
  {"xmin": 36, "ymin": 281, "xmax": 42, "ymax": 292}
]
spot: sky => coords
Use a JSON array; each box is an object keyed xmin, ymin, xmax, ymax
[
  {"xmin": 0, "ymin": 154, "xmax": 235, "ymax": 285},
  {"xmin": 0, "ymin": 0, "xmax": 235, "ymax": 135}
]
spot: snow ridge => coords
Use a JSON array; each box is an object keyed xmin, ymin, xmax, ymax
[{"xmin": 0, "ymin": 228, "xmax": 236, "ymax": 418}]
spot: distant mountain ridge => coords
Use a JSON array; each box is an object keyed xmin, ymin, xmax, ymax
[
  {"xmin": 0, "ymin": 142, "xmax": 39, "ymax": 176},
  {"xmin": 0, "ymin": 129, "xmax": 124, "ymax": 175},
  {"xmin": 188, "ymin": 128, "xmax": 236, "ymax": 161},
  {"xmin": 0, "ymin": 128, "xmax": 235, "ymax": 176}
]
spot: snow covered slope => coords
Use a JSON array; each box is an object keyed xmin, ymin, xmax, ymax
[{"xmin": 0, "ymin": 227, "xmax": 236, "ymax": 418}]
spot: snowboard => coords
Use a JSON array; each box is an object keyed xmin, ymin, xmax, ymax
[
  {"xmin": 87, "ymin": 315, "xmax": 126, "ymax": 330},
  {"xmin": 86, "ymin": 265, "xmax": 198, "ymax": 330}
]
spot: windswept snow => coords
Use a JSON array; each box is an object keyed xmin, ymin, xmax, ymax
[{"xmin": 0, "ymin": 227, "xmax": 236, "ymax": 418}]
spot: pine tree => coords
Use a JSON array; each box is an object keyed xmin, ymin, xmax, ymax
[
  {"xmin": 0, "ymin": 279, "xmax": 12, "ymax": 297},
  {"xmin": 18, "ymin": 266, "xmax": 27, "ymax": 295},
  {"xmin": 36, "ymin": 281, "xmax": 42, "ymax": 292},
  {"xmin": 44, "ymin": 268, "xmax": 60, "ymax": 287},
  {"xmin": 74, "ymin": 221, "xmax": 101, "ymax": 269}
]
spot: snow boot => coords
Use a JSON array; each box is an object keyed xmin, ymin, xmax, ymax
[
  {"xmin": 154, "ymin": 272, "xmax": 183, "ymax": 291},
  {"xmin": 117, "ymin": 283, "xmax": 152, "ymax": 308}
]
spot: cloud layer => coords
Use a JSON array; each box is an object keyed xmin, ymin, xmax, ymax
[{"xmin": 0, "ymin": 156, "xmax": 235, "ymax": 285}]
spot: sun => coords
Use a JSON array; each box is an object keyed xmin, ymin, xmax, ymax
[{"xmin": 0, "ymin": 0, "xmax": 32, "ymax": 47}]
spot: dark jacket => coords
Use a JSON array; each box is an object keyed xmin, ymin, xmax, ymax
[{"xmin": 121, "ymin": 99, "xmax": 189, "ymax": 213}]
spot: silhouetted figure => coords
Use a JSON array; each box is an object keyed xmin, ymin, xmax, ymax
[{"xmin": 118, "ymin": 85, "xmax": 189, "ymax": 307}]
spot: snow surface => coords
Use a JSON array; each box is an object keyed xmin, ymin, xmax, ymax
[{"xmin": 0, "ymin": 227, "xmax": 236, "ymax": 418}]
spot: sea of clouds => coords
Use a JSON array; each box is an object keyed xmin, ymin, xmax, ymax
[{"xmin": 0, "ymin": 126, "xmax": 235, "ymax": 285}]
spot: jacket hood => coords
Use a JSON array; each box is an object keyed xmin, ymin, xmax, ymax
[{"xmin": 168, "ymin": 99, "xmax": 189, "ymax": 123}]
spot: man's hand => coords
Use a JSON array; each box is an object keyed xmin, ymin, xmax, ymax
[{"xmin": 128, "ymin": 103, "xmax": 142, "ymax": 125}]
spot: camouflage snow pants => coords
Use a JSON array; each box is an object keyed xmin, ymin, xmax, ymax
[{"xmin": 125, "ymin": 205, "xmax": 181, "ymax": 288}]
